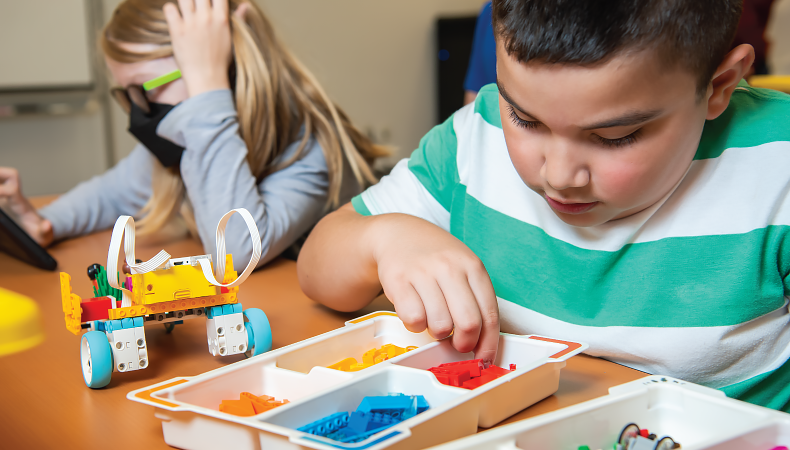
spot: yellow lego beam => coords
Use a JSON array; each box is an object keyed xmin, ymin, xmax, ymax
[{"xmin": 60, "ymin": 272, "xmax": 82, "ymax": 336}]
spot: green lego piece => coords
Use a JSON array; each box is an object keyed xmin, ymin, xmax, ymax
[
  {"xmin": 143, "ymin": 69, "xmax": 182, "ymax": 91},
  {"xmin": 94, "ymin": 265, "xmax": 123, "ymax": 300}
]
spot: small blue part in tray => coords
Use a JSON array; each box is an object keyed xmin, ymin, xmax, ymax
[{"xmin": 297, "ymin": 393, "xmax": 430, "ymax": 443}]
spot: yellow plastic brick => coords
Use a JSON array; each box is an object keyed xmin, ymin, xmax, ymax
[
  {"xmin": 60, "ymin": 272, "xmax": 82, "ymax": 335},
  {"xmin": 328, "ymin": 344, "xmax": 418, "ymax": 372}
]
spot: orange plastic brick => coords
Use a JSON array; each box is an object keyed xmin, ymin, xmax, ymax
[
  {"xmin": 328, "ymin": 344, "xmax": 417, "ymax": 372},
  {"xmin": 219, "ymin": 392, "xmax": 289, "ymax": 416}
]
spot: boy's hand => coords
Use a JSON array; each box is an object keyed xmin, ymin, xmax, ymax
[
  {"xmin": 0, "ymin": 167, "xmax": 53, "ymax": 247},
  {"xmin": 163, "ymin": 0, "xmax": 235, "ymax": 97},
  {"xmin": 371, "ymin": 214, "xmax": 500, "ymax": 363}
]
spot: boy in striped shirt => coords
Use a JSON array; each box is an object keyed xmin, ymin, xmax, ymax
[{"xmin": 298, "ymin": 0, "xmax": 790, "ymax": 411}]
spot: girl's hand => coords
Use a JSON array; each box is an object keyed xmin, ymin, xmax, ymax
[
  {"xmin": 163, "ymin": 0, "xmax": 234, "ymax": 97},
  {"xmin": 0, "ymin": 167, "xmax": 53, "ymax": 247}
]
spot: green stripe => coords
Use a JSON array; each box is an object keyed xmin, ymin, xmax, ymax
[
  {"xmin": 351, "ymin": 195, "xmax": 372, "ymax": 216},
  {"xmin": 696, "ymin": 86, "xmax": 790, "ymax": 160},
  {"xmin": 407, "ymin": 114, "xmax": 459, "ymax": 211},
  {"xmin": 721, "ymin": 356, "xmax": 790, "ymax": 412},
  {"xmin": 475, "ymin": 84, "xmax": 503, "ymax": 129},
  {"xmin": 454, "ymin": 194, "xmax": 789, "ymax": 327}
]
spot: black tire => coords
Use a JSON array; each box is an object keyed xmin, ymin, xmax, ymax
[{"xmin": 619, "ymin": 423, "xmax": 641, "ymax": 445}]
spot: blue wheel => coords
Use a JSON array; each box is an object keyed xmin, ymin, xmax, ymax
[
  {"xmin": 243, "ymin": 308, "xmax": 272, "ymax": 357},
  {"xmin": 80, "ymin": 331, "xmax": 113, "ymax": 389}
]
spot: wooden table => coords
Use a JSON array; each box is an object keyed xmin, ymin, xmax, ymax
[{"xmin": 0, "ymin": 201, "xmax": 645, "ymax": 449}]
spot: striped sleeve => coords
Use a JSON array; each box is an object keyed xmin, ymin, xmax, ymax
[{"xmin": 351, "ymin": 109, "xmax": 467, "ymax": 231}]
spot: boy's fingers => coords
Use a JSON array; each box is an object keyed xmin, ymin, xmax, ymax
[
  {"xmin": 411, "ymin": 278, "xmax": 454, "ymax": 340},
  {"xmin": 468, "ymin": 268, "xmax": 500, "ymax": 363},
  {"xmin": 387, "ymin": 282, "xmax": 427, "ymax": 334},
  {"xmin": 440, "ymin": 274, "xmax": 482, "ymax": 354}
]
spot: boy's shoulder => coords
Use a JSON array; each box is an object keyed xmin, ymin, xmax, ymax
[{"xmin": 697, "ymin": 81, "xmax": 790, "ymax": 160}]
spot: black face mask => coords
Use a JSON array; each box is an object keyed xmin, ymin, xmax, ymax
[{"xmin": 128, "ymin": 101, "xmax": 185, "ymax": 168}]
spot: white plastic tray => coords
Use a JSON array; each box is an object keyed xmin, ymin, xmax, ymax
[
  {"xmin": 428, "ymin": 375, "xmax": 790, "ymax": 450},
  {"xmin": 128, "ymin": 311, "xmax": 587, "ymax": 450}
]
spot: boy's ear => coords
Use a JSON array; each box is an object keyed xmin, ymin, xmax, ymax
[{"xmin": 706, "ymin": 44, "xmax": 755, "ymax": 120}]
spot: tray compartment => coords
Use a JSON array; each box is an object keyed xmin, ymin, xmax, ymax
[
  {"xmin": 275, "ymin": 318, "xmax": 436, "ymax": 374},
  {"xmin": 261, "ymin": 366, "xmax": 473, "ymax": 448},
  {"xmin": 164, "ymin": 363, "xmax": 354, "ymax": 414},
  {"xmin": 394, "ymin": 335, "xmax": 572, "ymax": 427}
]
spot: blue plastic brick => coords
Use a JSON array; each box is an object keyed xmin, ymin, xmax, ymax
[
  {"xmin": 232, "ymin": 303, "xmax": 243, "ymax": 314},
  {"xmin": 206, "ymin": 306, "xmax": 222, "ymax": 319},
  {"xmin": 297, "ymin": 412, "xmax": 349, "ymax": 436},
  {"xmin": 414, "ymin": 396, "xmax": 429, "ymax": 415},
  {"xmin": 222, "ymin": 304, "xmax": 234, "ymax": 315},
  {"xmin": 296, "ymin": 394, "xmax": 430, "ymax": 444},
  {"xmin": 95, "ymin": 321, "xmax": 105, "ymax": 332},
  {"xmin": 106, "ymin": 319, "xmax": 123, "ymax": 333},
  {"xmin": 121, "ymin": 318, "xmax": 134, "ymax": 329},
  {"xmin": 356, "ymin": 393, "xmax": 428, "ymax": 420},
  {"xmin": 347, "ymin": 411, "xmax": 397, "ymax": 433},
  {"xmin": 133, "ymin": 317, "xmax": 144, "ymax": 327}
]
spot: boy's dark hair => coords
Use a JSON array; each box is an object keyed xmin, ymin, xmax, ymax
[{"xmin": 491, "ymin": 0, "xmax": 743, "ymax": 96}]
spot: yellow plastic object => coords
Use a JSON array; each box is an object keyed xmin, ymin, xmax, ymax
[
  {"xmin": 749, "ymin": 75, "xmax": 790, "ymax": 94},
  {"xmin": 131, "ymin": 255, "xmax": 235, "ymax": 305},
  {"xmin": 327, "ymin": 344, "xmax": 418, "ymax": 372},
  {"xmin": 0, "ymin": 287, "xmax": 45, "ymax": 356},
  {"xmin": 60, "ymin": 272, "xmax": 82, "ymax": 335}
]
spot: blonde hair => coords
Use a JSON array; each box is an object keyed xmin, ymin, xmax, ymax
[{"xmin": 101, "ymin": 0, "xmax": 386, "ymax": 236}]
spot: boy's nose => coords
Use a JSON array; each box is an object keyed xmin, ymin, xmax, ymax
[{"xmin": 540, "ymin": 144, "xmax": 590, "ymax": 191}]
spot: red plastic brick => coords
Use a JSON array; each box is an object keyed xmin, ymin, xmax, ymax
[
  {"xmin": 80, "ymin": 296, "xmax": 120, "ymax": 322},
  {"xmin": 429, "ymin": 359, "xmax": 515, "ymax": 390}
]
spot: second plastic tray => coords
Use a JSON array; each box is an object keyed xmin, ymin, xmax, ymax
[{"xmin": 429, "ymin": 375, "xmax": 790, "ymax": 450}]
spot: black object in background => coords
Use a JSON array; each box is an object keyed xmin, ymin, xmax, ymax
[
  {"xmin": 0, "ymin": 208, "xmax": 57, "ymax": 271},
  {"xmin": 436, "ymin": 16, "xmax": 477, "ymax": 124}
]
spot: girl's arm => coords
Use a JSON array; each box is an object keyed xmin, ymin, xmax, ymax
[
  {"xmin": 158, "ymin": 89, "xmax": 329, "ymax": 270},
  {"xmin": 38, "ymin": 145, "xmax": 154, "ymax": 241}
]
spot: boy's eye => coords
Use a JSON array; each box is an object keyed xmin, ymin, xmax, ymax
[
  {"xmin": 593, "ymin": 131, "xmax": 641, "ymax": 148},
  {"xmin": 507, "ymin": 105, "xmax": 540, "ymax": 130}
]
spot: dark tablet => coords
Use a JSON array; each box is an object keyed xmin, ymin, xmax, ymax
[{"xmin": 0, "ymin": 207, "xmax": 57, "ymax": 271}]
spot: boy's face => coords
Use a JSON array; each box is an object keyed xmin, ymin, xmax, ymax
[{"xmin": 496, "ymin": 42, "xmax": 709, "ymax": 227}]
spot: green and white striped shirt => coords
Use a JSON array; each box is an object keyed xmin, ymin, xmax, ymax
[{"xmin": 353, "ymin": 82, "xmax": 790, "ymax": 411}]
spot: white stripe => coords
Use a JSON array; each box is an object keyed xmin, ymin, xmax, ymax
[
  {"xmin": 360, "ymin": 159, "xmax": 451, "ymax": 232},
  {"xmin": 498, "ymin": 298, "xmax": 790, "ymax": 389},
  {"xmin": 457, "ymin": 113, "xmax": 790, "ymax": 251}
]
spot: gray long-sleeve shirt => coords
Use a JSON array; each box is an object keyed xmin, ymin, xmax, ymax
[{"xmin": 40, "ymin": 89, "xmax": 358, "ymax": 270}]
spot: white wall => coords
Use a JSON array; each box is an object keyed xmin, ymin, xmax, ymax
[
  {"xmin": 2, "ymin": 0, "xmax": 485, "ymax": 196},
  {"xmin": 0, "ymin": 111, "xmax": 108, "ymax": 196},
  {"xmin": 767, "ymin": 0, "xmax": 790, "ymax": 74},
  {"xmin": 0, "ymin": 0, "xmax": 116, "ymax": 197},
  {"xmin": 256, "ymin": 0, "xmax": 486, "ymax": 166}
]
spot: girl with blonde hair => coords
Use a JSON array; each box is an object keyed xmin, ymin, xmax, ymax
[{"xmin": 0, "ymin": 0, "xmax": 384, "ymax": 268}]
